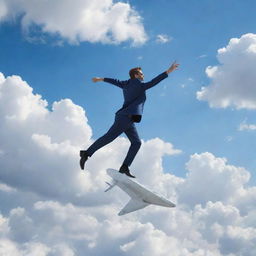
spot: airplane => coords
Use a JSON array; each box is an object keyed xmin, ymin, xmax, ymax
[{"xmin": 105, "ymin": 168, "xmax": 176, "ymax": 216}]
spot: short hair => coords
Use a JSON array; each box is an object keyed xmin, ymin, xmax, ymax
[{"xmin": 129, "ymin": 67, "xmax": 142, "ymax": 79}]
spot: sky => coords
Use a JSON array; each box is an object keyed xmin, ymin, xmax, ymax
[{"xmin": 0, "ymin": 0, "xmax": 256, "ymax": 255}]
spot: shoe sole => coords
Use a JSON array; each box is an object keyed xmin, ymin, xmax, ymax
[{"xmin": 119, "ymin": 171, "xmax": 135, "ymax": 178}]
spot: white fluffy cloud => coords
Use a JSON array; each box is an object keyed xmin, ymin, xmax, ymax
[
  {"xmin": 0, "ymin": 73, "xmax": 97, "ymax": 203},
  {"xmin": 156, "ymin": 34, "xmax": 172, "ymax": 44},
  {"xmin": 178, "ymin": 152, "xmax": 250, "ymax": 208},
  {"xmin": 197, "ymin": 33, "xmax": 256, "ymax": 109},
  {"xmin": 0, "ymin": 71, "xmax": 256, "ymax": 255},
  {"xmin": 0, "ymin": 0, "xmax": 147, "ymax": 46}
]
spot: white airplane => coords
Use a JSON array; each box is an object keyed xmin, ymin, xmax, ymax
[{"xmin": 105, "ymin": 168, "xmax": 176, "ymax": 216}]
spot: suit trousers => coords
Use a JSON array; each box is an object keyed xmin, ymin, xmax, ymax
[{"xmin": 86, "ymin": 114, "xmax": 142, "ymax": 166}]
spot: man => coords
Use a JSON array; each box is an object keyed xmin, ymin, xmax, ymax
[{"xmin": 80, "ymin": 61, "xmax": 179, "ymax": 178}]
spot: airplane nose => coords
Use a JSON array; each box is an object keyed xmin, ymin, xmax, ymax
[{"xmin": 164, "ymin": 199, "xmax": 176, "ymax": 207}]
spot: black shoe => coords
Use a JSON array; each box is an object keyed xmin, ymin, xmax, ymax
[
  {"xmin": 119, "ymin": 164, "xmax": 136, "ymax": 178},
  {"xmin": 80, "ymin": 150, "xmax": 89, "ymax": 170}
]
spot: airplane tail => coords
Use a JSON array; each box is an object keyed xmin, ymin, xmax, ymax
[{"xmin": 104, "ymin": 181, "xmax": 117, "ymax": 192}]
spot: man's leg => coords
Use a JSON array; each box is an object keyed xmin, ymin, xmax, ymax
[
  {"xmin": 123, "ymin": 123, "xmax": 142, "ymax": 166},
  {"xmin": 80, "ymin": 115, "xmax": 132, "ymax": 170},
  {"xmin": 119, "ymin": 123, "xmax": 141, "ymax": 178},
  {"xmin": 87, "ymin": 115, "xmax": 132, "ymax": 156}
]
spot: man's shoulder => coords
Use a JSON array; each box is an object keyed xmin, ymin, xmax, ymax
[{"xmin": 129, "ymin": 78, "xmax": 141, "ymax": 84}]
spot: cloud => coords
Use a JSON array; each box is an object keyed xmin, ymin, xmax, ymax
[
  {"xmin": 0, "ymin": 73, "xmax": 98, "ymax": 204},
  {"xmin": 156, "ymin": 34, "xmax": 172, "ymax": 44},
  {"xmin": 238, "ymin": 120, "xmax": 256, "ymax": 131},
  {"xmin": 0, "ymin": 183, "xmax": 16, "ymax": 193},
  {"xmin": 225, "ymin": 136, "xmax": 233, "ymax": 142},
  {"xmin": 0, "ymin": 0, "xmax": 8, "ymax": 21},
  {"xmin": 197, "ymin": 33, "xmax": 256, "ymax": 109},
  {"xmin": 0, "ymin": 0, "xmax": 147, "ymax": 46},
  {"xmin": 198, "ymin": 54, "xmax": 207, "ymax": 59},
  {"xmin": 178, "ymin": 152, "xmax": 251, "ymax": 209},
  {"xmin": 0, "ymin": 71, "xmax": 256, "ymax": 255}
]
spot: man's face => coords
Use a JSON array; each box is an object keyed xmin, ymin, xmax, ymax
[{"xmin": 135, "ymin": 70, "xmax": 144, "ymax": 81}]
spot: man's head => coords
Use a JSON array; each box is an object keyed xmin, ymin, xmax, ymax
[{"xmin": 129, "ymin": 67, "xmax": 144, "ymax": 81}]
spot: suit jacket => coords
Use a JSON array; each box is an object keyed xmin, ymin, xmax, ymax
[{"xmin": 104, "ymin": 72, "xmax": 168, "ymax": 117}]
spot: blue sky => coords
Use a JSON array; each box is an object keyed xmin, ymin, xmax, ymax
[
  {"xmin": 1, "ymin": 1, "xmax": 256, "ymax": 255},
  {"xmin": 1, "ymin": 0, "xmax": 256, "ymax": 182}
]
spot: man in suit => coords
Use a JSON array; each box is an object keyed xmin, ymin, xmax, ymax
[{"xmin": 80, "ymin": 61, "xmax": 179, "ymax": 178}]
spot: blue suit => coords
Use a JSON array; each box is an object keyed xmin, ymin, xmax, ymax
[{"xmin": 86, "ymin": 72, "xmax": 168, "ymax": 166}]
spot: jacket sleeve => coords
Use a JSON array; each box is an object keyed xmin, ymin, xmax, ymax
[
  {"xmin": 141, "ymin": 72, "xmax": 168, "ymax": 90},
  {"xmin": 103, "ymin": 78, "xmax": 128, "ymax": 89}
]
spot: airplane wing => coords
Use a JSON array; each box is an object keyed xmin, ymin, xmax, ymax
[
  {"xmin": 116, "ymin": 179, "xmax": 147, "ymax": 199},
  {"xmin": 118, "ymin": 198, "xmax": 149, "ymax": 216}
]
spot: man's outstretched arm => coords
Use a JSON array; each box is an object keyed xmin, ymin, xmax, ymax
[
  {"xmin": 141, "ymin": 61, "xmax": 179, "ymax": 90},
  {"xmin": 166, "ymin": 61, "xmax": 179, "ymax": 75},
  {"xmin": 92, "ymin": 77, "xmax": 127, "ymax": 88}
]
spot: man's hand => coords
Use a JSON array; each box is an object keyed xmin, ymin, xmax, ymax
[
  {"xmin": 166, "ymin": 61, "xmax": 179, "ymax": 74},
  {"xmin": 92, "ymin": 77, "xmax": 104, "ymax": 83}
]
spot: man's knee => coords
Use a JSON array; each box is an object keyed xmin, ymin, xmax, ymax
[{"xmin": 133, "ymin": 139, "xmax": 142, "ymax": 149}]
